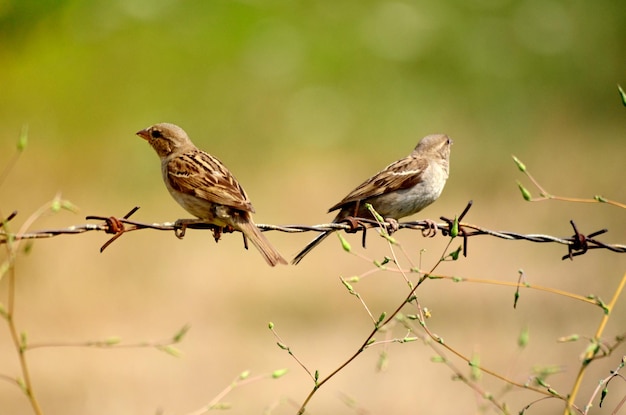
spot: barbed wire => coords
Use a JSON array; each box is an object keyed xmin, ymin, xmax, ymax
[{"xmin": 1, "ymin": 203, "xmax": 624, "ymax": 261}]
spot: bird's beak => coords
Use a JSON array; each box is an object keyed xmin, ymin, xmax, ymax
[{"xmin": 136, "ymin": 129, "xmax": 150, "ymax": 141}]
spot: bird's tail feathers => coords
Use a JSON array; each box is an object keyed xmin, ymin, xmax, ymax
[
  {"xmin": 237, "ymin": 220, "xmax": 287, "ymax": 267},
  {"xmin": 291, "ymin": 231, "xmax": 332, "ymax": 265}
]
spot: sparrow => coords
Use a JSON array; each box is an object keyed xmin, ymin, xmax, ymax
[
  {"xmin": 292, "ymin": 134, "xmax": 452, "ymax": 264},
  {"xmin": 136, "ymin": 123, "xmax": 287, "ymax": 266}
]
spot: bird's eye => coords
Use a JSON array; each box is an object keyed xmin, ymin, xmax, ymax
[{"xmin": 151, "ymin": 130, "xmax": 163, "ymax": 139}]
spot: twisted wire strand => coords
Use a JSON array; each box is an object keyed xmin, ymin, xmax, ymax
[{"xmin": 1, "ymin": 206, "xmax": 624, "ymax": 259}]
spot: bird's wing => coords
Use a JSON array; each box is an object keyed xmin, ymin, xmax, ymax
[
  {"xmin": 166, "ymin": 150, "xmax": 255, "ymax": 213},
  {"xmin": 328, "ymin": 155, "xmax": 426, "ymax": 212}
]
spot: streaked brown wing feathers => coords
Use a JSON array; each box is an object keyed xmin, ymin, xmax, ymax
[
  {"xmin": 328, "ymin": 155, "xmax": 426, "ymax": 212},
  {"xmin": 167, "ymin": 151, "xmax": 254, "ymax": 213}
]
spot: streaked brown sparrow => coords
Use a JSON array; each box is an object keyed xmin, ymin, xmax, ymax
[
  {"xmin": 137, "ymin": 123, "xmax": 287, "ymax": 266},
  {"xmin": 292, "ymin": 134, "xmax": 452, "ymax": 264}
]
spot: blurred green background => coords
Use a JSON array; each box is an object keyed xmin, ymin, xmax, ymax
[{"xmin": 1, "ymin": 1, "xmax": 625, "ymax": 414}]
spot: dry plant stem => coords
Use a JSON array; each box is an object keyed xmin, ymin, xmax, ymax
[
  {"xmin": 4, "ymin": 239, "xmax": 43, "ymax": 415},
  {"xmin": 296, "ymin": 237, "xmax": 455, "ymax": 414},
  {"xmin": 185, "ymin": 372, "xmax": 271, "ymax": 415},
  {"xmin": 395, "ymin": 315, "xmax": 512, "ymax": 414},
  {"xmin": 429, "ymin": 275, "xmax": 600, "ymax": 307},
  {"xmin": 411, "ymin": 303, "xmax": 556, "ymax": 401},
  {"xmin": 340, "ymin": 277, "xmax": 376, "ymax": 324},
  {"xmin": 0, "ymin": 149, "xmax": 22, "ymax": 189},
  {"xmin": 357, "ymin": 267, "xmax": 601, "ymax": 308},
  {"xmin": 1, "ymin": 198, "xmax": 74, "ymax": 415},
  {"xmin": 531, "ymin": 195, "xmax": 626, "ymax": 209},
  {"xmin": 270, "ymin": 327, "xmax": 316, "ymax": 383},
  {"xmin": 27, "ymin": 338, "xmax": 176, "ymax": 350},
  {"xmin": 519, "ymin": 159, "xmax": 626, "ymax": 209},
  {"xmin": 368, "ymin": 206, "xmax": 416, "ymax": 286},
  {"xmin": 564, "ymin": 271, "xmax": 626, "ymax": 415},
  {"xmin": 582, "ymin": 358, "xmax": 626, "ymax": 414}
]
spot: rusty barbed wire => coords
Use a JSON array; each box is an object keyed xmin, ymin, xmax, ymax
[{"xmin": 0, "ymin": 202, "xmax": 624, "ymax": 260}]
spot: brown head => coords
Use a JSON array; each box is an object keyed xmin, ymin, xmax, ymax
[
  {"xmin": 413, "ymin": 134, "xmax": 453, "ymax": 161},
  {"xmin": 136, "ymin": 123, "xmax": 195, "ymax": 159}
]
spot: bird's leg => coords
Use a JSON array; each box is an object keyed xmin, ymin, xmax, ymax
[
  {"xmin": 339, "ymin": 215, "xmax": 367, "ymax": 247},
  {"xmin": 421, "ymin": 219, "xmax": 439, "ymax": 237},
  {"xmin": 211, "ymin": 226, "xmax": 223, "ymax": 243},
  {"xmin": 212, "ymin": 224, "xmax": 238, "ymax": 243},
  {"xmin": 342, "ymin": 216, "xmax": 361, "ymax": 233},
  {"xmin": 175, "ymin": 218, "xmax": 220, "ymax": 240},
  {"xmin": 174, "ymin": 218, "xmax": 195, "ymax": 239},
  {"xmin": 384, "ymin": 218, "xmax": 399, "ymax": 234},
  {"xmin": 351, "ymin": 200, "xmax": 361, "ymax": 218}
]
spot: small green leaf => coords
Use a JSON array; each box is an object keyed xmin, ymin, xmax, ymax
[
  {"xmin": 17, "ymin": 125, "xmax": 28, "ymax": 152},
  {"xmin": 61, "ymin": 200, "xmax": 79, "ymax": 213},
  {"xmin": 600, "ymin": 386, "xmax": 608, "ymax": 407},
  {"xmin": 172, "ymin": 324, "xmax": 190, "ymax": 343},
  {"xmin": 23, "ymin": 241, "xmax": 34, "ymax": 255},
  {"xmin": 518, "ymin": 326, "xmax": 530, "ymax": 348},
  {"xmin": 268, "ymin": 322, "xmax": 274, "ymax": 329},
  {"xmin": 341, "ymin": 278, "xmax": 354, "ymax": 293},
  {"xmin": 448, "ymin": 245, "xmax": 462, "ymax": 260},
  {"xmin": 517, "ymin": 181, "xmax": 532, "ymax": 201},
  {"xmin": 209, "ymin": 403, "xmax": 231, "ymax": 410},
  {"xmin": 161, "ymin": 345, "xmax": 182, "ymax": 357},
  {"xmin": 337, "ymin": 233, "xmax": 351, "ymax": 253},
  {"xmin": 594, "ymin": 195, "xmax": 607, "ymax": 203},
  {"xmin": 0, "ymin": 260, "xmax": 11, "ymax": 282},
  {"xmin": 557, "ymin": 334, "xmax": 579, "ymax": 343},
  {"xmin": 582, "ymin": 341, "xmax": 600, "ymax": 364},
  {"xmin": 276, "ymin": 342, "xmax": 288, "ymax": 350},
  {"xmin": 16, "ymin": 377, "xmax": 27, "ymax": 393},
  {"xmin": 618, "ymin": 84, "xmax": 626, "ymax": 107},
  {"xmin": 512, "ymin": 155, "xmax": 526, "ymax": 172},
  {"xmin": 377, "ymin": 350, "xmax": 389, "ymax": 372},
  {"xmin": 365, "ymin": 203, "xmax": 384, "ymax": 222},
  {"xmin": 592, "ymin": 296, "xmax": 609, "ymax": 314},
  {"xmin": 104, "ymin": 336, "xmax": 121, "ymax": 345},
  {"xmin": 314, "ymin": 370, "xmax": 319, "ymax": 382},
  {"xmin": 376, "ymin": 312, "xmax": 387, "ymax": 326},
  {"xmin": 51, "ymin": 196, "xmax": 62, "ymax": 212},
  {"xmin": 272, "ymin": 368, "xmax": 288, "ymax": 379},
  {"xmin": 533, "ymin": 364, "xmax": 562, "ymax": 380},
  {"xmin": 469, "ymin": 354, "xmax": 481, "ymax": 381},
  {"xmin": 431, "ymin": 356, "xmax": 446, "ymax": 363},
  {"xmin": 450, "ymin": 216, "xmax": 459, "ymax": 238},
  {"xmin": 239, "ymin": 370, "xmax": 251, "ymax": 380},
  {"xmin": 20, "ymin": 331, "xmax": 28, "ymax": 349}
]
